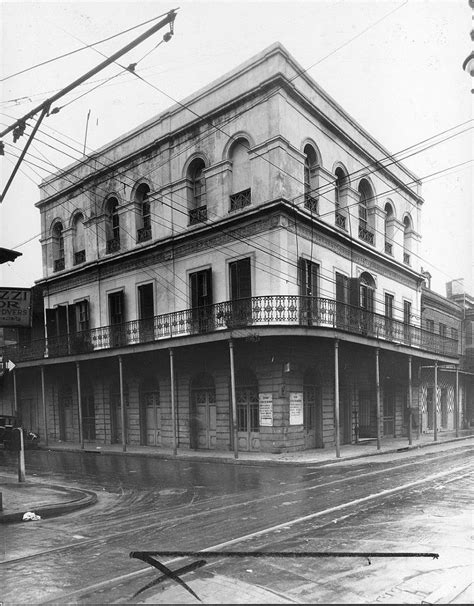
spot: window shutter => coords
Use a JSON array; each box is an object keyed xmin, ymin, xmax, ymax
[{"xmin": 349, "ymin": 278, "xmax": 360, "ymax": 307}]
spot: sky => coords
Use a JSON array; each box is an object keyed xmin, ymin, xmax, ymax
[{"xmin": 0, "ymin": 0, "xmax": 472, "ymax": 298}]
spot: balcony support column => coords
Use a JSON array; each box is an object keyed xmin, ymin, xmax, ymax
[
  {"xmin": 169, "ymin": 348, "xmax": 177, "ymax": 456},
  {"xmin": 434, "ymin": 360, "xmax": 438, "ymax": 442},
  {"xmin": 229, "ymin": 339, "xmax": 238, "ymax": 460},
  {"xmin": 118, "ymin": 355, "xmax": 126, "ymax": 452},
  {"xmin": 407, "ymin": 356, "xmax": 413, "ymax": 446},
  {"xmin": 76, "ymin": 362, "xmax": 84, "ymax": 450},
  {"xmin": 12, "ymin": 368, "xmax": 18, "ymax": 416},
  {"xmin": 455, "ymin": 367, "xmax": 459, "ymax": 438},
  {"xmin": 40, "ymin": 366, "xmax": 48, "ymax": 447},
  {"xmin": 334, "ymin": 339, "xmax": 341, "ymax": 458},
  {"xmin": 375, "ymin": 348, "xmax": 381, "ymax": 451}
]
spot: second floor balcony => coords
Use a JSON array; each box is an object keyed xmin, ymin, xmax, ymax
[
  {"xmin": 230, "ymin": 188, "xmax": 251, "ymax": 212},
  {"xmin": 189, "ymin": 205, "xmax": 207, "ymax": 225},
  {"xmin": 359, "ymin": 225, "xmax": 375, "ymax": 245},
  {"xmin": 4, "ymin": 295, "xmax": 459, "ymax": 364},
  {"xmin": 137, "ymin": 227, "xmax": 152, "ymax": 243},
  {"xmin": 106, "ymin": 237, "xmax": 121, "ymax": 254},
  {"xmin": 53, "ymin": 258, "xmax": 65, "ymax": 272}
]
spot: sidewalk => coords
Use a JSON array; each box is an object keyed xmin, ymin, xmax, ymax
[
  {"xmin": 0, "ymin": 429, "xmax": 472, "ymax": 525},
  {"xmin": 39, "ymin": 428, "xmax": 473, "ymax": 467}
]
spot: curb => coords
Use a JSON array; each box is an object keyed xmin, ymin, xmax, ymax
[
  {"xmin": 0, "ymin": 483, "xmax": 97, "ymax": 524},
  {"xmin": 37, "ymin": 433, "xmax": 473, "ymax": 468}
]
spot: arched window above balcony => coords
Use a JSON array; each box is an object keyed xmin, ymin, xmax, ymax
[
  {"xmin": 358, "ymin": 179, "xmax": 375, "ymax": 245},
  {"xmin": 384, "ymin": 201, "xmax": 394, "ymax": 255},
  {"xmin": 303, "ymin": 144, "xmax": 319, "ymax": 214},
  {"xmin": 334, "ymin": 165, "xmax": 348, "ymax": 230},
  {"xmin": 105, "ymin": 197, "xmax": 120, "ymax": 254},
  {"xmin": 72, "ymin": 213, "xmax": 86, "ymax": 265},
  {"xmin": 403, "ymin": 215, "xmax": 412, "ymax": 265},
  {"xmin": 52, "ymin": 221, "xmax": 65, "ymax": 272},
  {"xmin": 229, "ymin": 138, "xmax": 251, "ymax": 211},
  {"xmin": 359, "ymin": 271, "xmax": 375, "ymax": 312},
  {"xmin": 187, "ymin": 157, "xmax": 207, "ymax": 225},
  {"xmin": 135, "ymin": 183, "xmax": 152, "ymax": 243}
]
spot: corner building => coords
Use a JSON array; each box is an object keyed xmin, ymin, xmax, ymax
[{"xmin": 8, "ymin": 44, "xmax": 459, "ymax": 453}]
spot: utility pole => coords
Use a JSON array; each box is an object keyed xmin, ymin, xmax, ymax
[{"xmin": 0, "ymin": 9, "xmax": 178, "ymax": 202}]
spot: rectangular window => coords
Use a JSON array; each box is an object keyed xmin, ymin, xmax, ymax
[
  {"xmin": 385, "ymin": 293, "xmax": 394, "ymax": 319},
  {"xmin": 138, "ymin": 283, "xmax": 154, "ymax": 319},
  {"xmin": 109, "ymin": 291, "xmax": 125, "ymax": 325},
  {"xmin": 299, "ymin": 258, "xmax": 319, "ymax": 298},
  {"xmin": 439, "ymin": 323, "xmax": 447, "ymax": 337},
  {"xmin": 336, "ymin": 273, "xmax": 349, "ymax": 304},
  {"xmin": 190, "ymin": 269, "xmax": 213, "ymax": 308},
  {"xmin": 451, "ymin": 327, "xmax": 458, "ymax": 341},
  {"xmin": 230, "ymin": 258, "xmax": 252, "ymax": 300},
  {"xmin": 426, "ymin": 319, "xmax": 435, "ymax": 332},
  {"xmin": 403, "ymin": 300, "xmax": 411, "ymax": 325},
  {"xmin": 76, "ymin": 300, "xmax": 90, "ymax": 331}
]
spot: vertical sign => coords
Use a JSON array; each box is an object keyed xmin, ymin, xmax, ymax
[
  {"xmin": 289, "ymin": 392, "xmax": 304, "ymax": 425},
  {"xmin": 259, "ymin": 392, "xmax": 273, "ymax": 426}
]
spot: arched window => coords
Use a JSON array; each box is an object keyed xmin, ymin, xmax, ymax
[
  {"xmin": 188, "ymin": 158, "xmax": 207, "ymax": 224},
  {"xmin": 358, "ymin": 179, "xmax": 375, "ymax": 245},
  {"xmin": 135, "ymin": 183, "xmax": 151, "ymax": 242},
  {"xmin": 334, "ymin": 166, "xmax": 348, "ymax": 229},
  {"xmin": 73, "ymin": 213, "xmax": 86, "ymax": 265},
  {"xmin": 384, "ymin": 202, "xmax": 394, "ymax": 255},
  {"xmin": 105, "ymin": 197, "xmax": 120, "ymax": 253},
  {"xmin": 52, "ymin": 222, "xmax": 65, "ymax": 272},
  {"xmin": 229, "ymin": 139, "xmax": 251, "ymax": 211},
  {"xmin": 359, "ymin": 272, "xmax": 375, "ymax": 312},
  {"xmin": 403, "ymin": 215, "xmax": 412, "ymax": 265},
  {"xmin": 303, "ymin": 144, "xmax": 319, "ymax": 213}
]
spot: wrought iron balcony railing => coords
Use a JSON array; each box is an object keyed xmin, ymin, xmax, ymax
[
  {"xmin": 53, "ymin": 258, "xmax": 65, "ymax": 272},
  {"xmin": 74, "ymin": 250, "xmax": 86, "ymax": 265},
  {"xmin": 335, "ymin": 211, "xmax": 346, "ymax": 230},
  {"xmin": 359, "ymin": 225, "xmax": 375, "ymax": 245},
  {"xmin": 106, "ymin": 237, "xmax": 121, "ymax": 254},
  {"xmin": 230, "ymin": 188, "xmax": 251, "ymax": 212},
  {"xmin": 3, "ymin": 295, "xmax": 458, "ymax": 364},
  {"xmin": 304, "ymin": 194, "xmax": 318, "ymax": 213},
  {"xmin": 137, "ymin": 227, "xmax": 152, "ymax": 243},
  {"xmin": 189, "ymin": 205, "xmax": 207, "ymax": 225}
]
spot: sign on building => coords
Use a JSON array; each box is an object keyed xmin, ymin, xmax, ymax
[
  {"xmin": 289, "ymin": 392, "xmax": 304, "ymax": 425},
  {"xmin": 0, "ymin": 288, "xmax": 31, "ymax": 327},
  {"xmin": 259, "ymin": 392, "xmax": 273, "ymax": 426}
]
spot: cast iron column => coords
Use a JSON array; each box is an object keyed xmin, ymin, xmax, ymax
[
  {"xmin": 455, "ymin": 367, "xmax": 459, "ymax": 438},
  {"xmin": 434, "ymin": 360, "xmax": 438, "ymax": 442},
  {"xmin": 408, "ymin": 356, "xmax": 413, "ymax": 446},
  {"xmin": 169, "ymin": 348, "xmax": 177, "ymax": 456},
  {"xmin": 118, "ymin": 356, "xmax": 126, "ymax": 452},
  {"xmin": 334, "ymin": 339, "xmax": 341, "ymax": 458},
  {"xmin": 40, "ymin": 366, "xmax": 48, "ymax": 446},
  {"xmin": 229, "ymin": 340, "xmax": 238, "ymax": 459},
  {"xmin": 76, "ymin": 362, "xmax": 84, "ymax": 449},
  {"xmin": 12, "ymin": 368, "xmax": 18, "ymax": 416},
  {"xmin": 375, "ymin": 348, "xmax": 381, "ymax": 451}
]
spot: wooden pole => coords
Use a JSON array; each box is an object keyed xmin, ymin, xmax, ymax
[
  {"xmin": 408, "ymin": 356, "xmax": 413, "ymax": 446},
  {"xmin": 229, "ymin": 340, "xmax": 239, "ymax": 459},
  {"xmin": 41, "ymin": 366, "xmax": 48, "ymax": 446},
  {"xmin": 17, "ymin": 427, "xmax": 25, "ymax": 483},
  {"xmin": 119, "ymin": 356, "xmax": 126, "ymax": 452},
  {"xmin": 12, "ymin": 368, "xmax": 18, "ymax": 416},
  {"xmin": 76, "ymin": 362, "xmax": 84, "ymax": 449},
  {"xmin": 375, "ymin": 348, "xmax": 381, "ymax": 451},
  {"xmin": 434, "ymin": 360, "xmax": 438, "ymax": 442},
  {"xmin": 334, "ymin": 340, "xmax": 341, "ymax": 458},
  {"xmin": 169, "ymin": 349, "xmax": 177, "ymax": 456}
]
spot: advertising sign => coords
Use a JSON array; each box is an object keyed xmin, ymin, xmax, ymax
[
  {"xmin": 289, "ymin": 392, "xmax": 304, "ymax": 425},
  {"xmin": 259, "ymin": 392, "xmax": 273, "ymax": 427},
  {"xmin": 0, "ymin": 288, "xmax": 31, "ymax": 327}
]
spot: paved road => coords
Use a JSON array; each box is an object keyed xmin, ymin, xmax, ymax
[{"xmin": 1, "ymin": 442, "xmax": 472, "ymax": 604}]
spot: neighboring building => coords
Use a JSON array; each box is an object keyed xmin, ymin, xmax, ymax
[{"xmin": 2, "ymin": 44, "xmax": 460, "ymax": 453}]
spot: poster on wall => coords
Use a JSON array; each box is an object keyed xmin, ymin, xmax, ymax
[
  {"xmin": 289, "ymin": 392, "xmax": 304, "ymax": 425},
  {"xmin": 259, "ymin": 392, "xmax": 273, "ymax": 426},
  {"xmin": 0, "ymin": 288, "xmax": 31, "ymax": 327}
]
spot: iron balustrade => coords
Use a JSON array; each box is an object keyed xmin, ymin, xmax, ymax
[
  {"xmin": 359, "ymin": 225, "xmax": 375, "ymax": 245},
  {"xmin": 106, "ymin": 237, "xmax": 121, "ymax": 254},
  {"xmin": 53, "ymin": 258, "xmax": 65, "ymax": 272},
  {"xmin": 3, "ymin": 296, "xmax": 458, "ymax": 363},
  {"xmin": 74, "ymin": 250, "xmax": 86, "ymax": 265},
  {"xmin": 335, "ymin": 212, "xmax": 346, "ymax": 230},
  {"xmin": 229, "ymin": 189, "xmax": 251, "ymax": 212},
  {"xmin": 304, "ymin": 195, "xmax": 319, "ymax": 213},
  {"xmin": 189, "ymin": 205, "xmax": 207, "ymax": 225},
  {"xmin": 137, "ymin": 227, "xmax": 152, "ymax": 243}
]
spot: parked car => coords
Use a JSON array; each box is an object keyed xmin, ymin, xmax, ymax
[{"xmin": 0, "ymin": 415, "xmax": 40, "ymax": 450}]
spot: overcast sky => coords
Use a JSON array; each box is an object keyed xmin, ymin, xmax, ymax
[{"xmin": 0, "ymin": 0, "xmax": 472, "ymax": 297}]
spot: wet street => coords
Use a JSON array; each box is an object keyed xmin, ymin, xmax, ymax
[{"xmin": 1, "ymin": 442, "xmax": 472, "ymax": 604}]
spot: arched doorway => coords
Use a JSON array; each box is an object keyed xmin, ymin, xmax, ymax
[
  {"xmin": 140, "ymin": 376, "xmax": 160, "ymax": 446},
  {"xmin": 235, "ymin": 369, "xmax": 259, "ymax": 451},
  {"xmin": 303, "ymin": 368, "xmax": 323, "ymax": 448},
  {"xmin": 190, "ymin": 373, "xmax": 216, "ymax": 449},
  {"xmin": 59, "ymin": 384, "xmax": 73, "ymax": 441}
]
